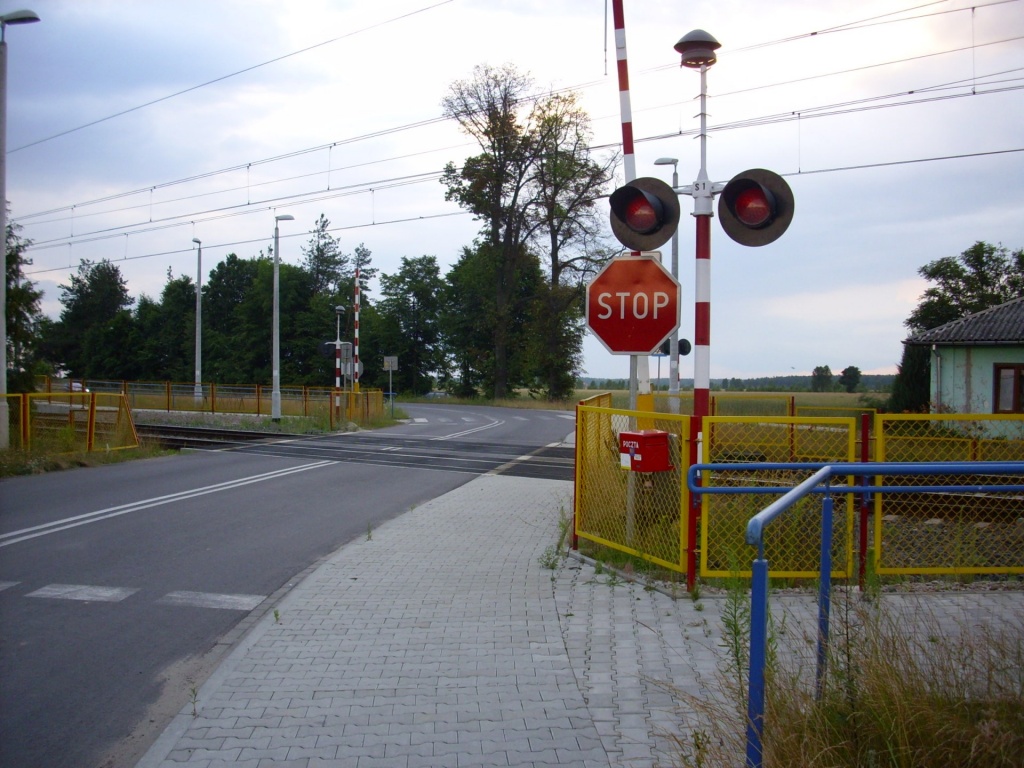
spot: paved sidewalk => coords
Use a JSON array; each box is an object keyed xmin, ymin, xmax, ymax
[{"xmin": 139, "ymin": 472, "xmax": 1024, "ymax": 768}]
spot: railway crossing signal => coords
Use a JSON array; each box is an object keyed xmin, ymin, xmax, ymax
[
  {"xmin": 608, "ymin": 177, "xmax": 681, "ymax": 252},
  {"xmin": 718, "ymin": 168, "xmax": 795, "ymax": 247}
]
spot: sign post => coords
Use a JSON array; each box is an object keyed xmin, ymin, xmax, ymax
[{"xmin": 383, "ymin": 356, "xmax": 397, "ymax": 418}]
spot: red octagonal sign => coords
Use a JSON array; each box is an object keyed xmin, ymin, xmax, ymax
[{"xmin": 586, "ymin": 256, "xmax": 681, "ymax": 354}]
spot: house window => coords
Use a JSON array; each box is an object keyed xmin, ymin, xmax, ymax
[{"xmin": 993, "ymin": 364, "xmax": 1024, "ymax": 413}]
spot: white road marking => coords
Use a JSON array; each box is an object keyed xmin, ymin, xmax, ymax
[
  {"xmin": 157, "ymin": 591, "xmax": 265, "ymax": 611},
  {"xmin": 27, "ymin": 584, "xmax": 138, "ymax": 602},
  {"xmin": 413, "ymin": 418, "xmax": 428, "ymax": 423},
  {"xmin": 432, "ymin": 419, "xmax": 505, "ymax": 441},
  {"xmin": 0, "ymin": 581, "xmax": 20, "ymax": 592},
  {"xmin": 0, "ymin": 461, "xmax": 335, "ymax": 549}
]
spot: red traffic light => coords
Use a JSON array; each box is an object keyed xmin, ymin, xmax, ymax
[
  {"xmin": 619, "ymin": 190, "xmax": 664, "ymax": 234},
  {"xmin": 733, "ymin": 186, "xmax": 774, "ymax": 228},
  {"xmin": 609, "ymin": 177, "xmax": 681, "ymax": 252},
  {"xmin": 718, "ymin": 169, "xmax": 794, "ymax": 247}
]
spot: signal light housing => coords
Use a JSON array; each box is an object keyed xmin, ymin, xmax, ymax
[
  {"xmin": 659, "ymin": 338, "xmax": 693, "ymax": 356},
  {"xmin": 718, "ymin": 168, "xmax": 794, "ymax": 247},
  {"xmin": 609, "ymin": 177, "xmax": 681, "ymax": 252}
]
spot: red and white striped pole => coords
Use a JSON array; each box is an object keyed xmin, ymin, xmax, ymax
[
  {"xmin": 675, "ymin": 32, "xmax": 721, "ymax": 420},
  {"xmin": 612, "ymin": 0, "xmax": 635, "ymax": 183},
  {"xmin": 353, "ymin": 267, "xmax": 360, "ymax": 395},
  {"xmin": 334, "ymin": 305, "xmax": 342, "ymax": 412},
  {"xmin": 611, "ymin": 0, "xmax": 650, "ymax": 410},
  {"xmin": 675, "ymin": 30, "xmax": 721, "ymax": 591}
]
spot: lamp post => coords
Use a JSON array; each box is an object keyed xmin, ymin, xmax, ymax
[
  {"xmin": 0, "ymin": 9, "xmax": 39, "ymax": 451},
  {"xmin": 271, "ymin": 213, "xmax": 294, "ymax": 422},
  {"xmin": 674, "ymin": 29, "xmax": 720, "ymax": 422},
  {"xmin": 673, "ymin": 30, "xmax": 720, "ymax": 593},
  {"xmin": 654, "ymin": 157, "xmax": 680, "ymax": 406},
  {"xmin": 192, "ymin": 237, "xmax": 202, "ymax": 402}
]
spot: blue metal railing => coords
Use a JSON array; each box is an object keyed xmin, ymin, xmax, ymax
[{"xmin": 687, "ymin": 461, "xmax": 1024, "ymax": 768}]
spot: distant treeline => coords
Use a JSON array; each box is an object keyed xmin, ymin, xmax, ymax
[{"xmin": 582, "ymin": 374, "xmax": 896, "ymax": 392}]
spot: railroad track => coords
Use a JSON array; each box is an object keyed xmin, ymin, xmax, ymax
[
  {"xmin": 134, "ymin": 424, "xmax": 576, "ymax": 481},
  {"xmin": 134, "ymin": 423, "xmax": 302, "ymax": 450}
]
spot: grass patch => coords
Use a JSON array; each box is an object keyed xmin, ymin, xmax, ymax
[
  {"xmin": 667, "ymin": 588, "xmax": 1024, "ymax": 768},
  {"xmin": 0, "ymin": 440, "xmax": 172, "ymax": 478},
  {"xmin": 576, "ymin": 539, "xmax": 689, "ymax": 593}
]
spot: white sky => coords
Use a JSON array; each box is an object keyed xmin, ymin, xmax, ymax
[{"xmin": 6, "ymin": 0, "xmax": 1024, "ymax": 381}]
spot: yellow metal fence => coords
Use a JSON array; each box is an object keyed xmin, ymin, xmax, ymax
[
  {"xmin": 575, "ymin": 403, "xmax": 691, "ymax": 573},
  {"xmin": 873, "ymin": 414, "xmax": 1024, "ymax": 575},
  {"xmin": 37, "ymin": 377, "xmax": 385, "ymax": 426},
  {"xmin": 574, "ymin": 402, "xmax": 1024, "ymax": 581},
  {"xmin": 701, "ymin": 417, "xmax": 857, "ymax": 579},
  {"xmin": 4, "ymin": 392, "xmax": 139, "ymax": 453}
]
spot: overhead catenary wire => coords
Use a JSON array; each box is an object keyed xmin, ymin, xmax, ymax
[
  {"xmin": 16, "ymin": 9, "xmax": 1022, "ymax": 226},
  {"xmin": 15, "ymin": 1, "xmax": 1023, "ymax": 279},
  {"xmin": 7, "ymin": 0, "xmax": 457, "ymax": 155},
  {"xmin": 21, "ymin": 66, "xmax": 1021, "ymax": 258},
  {"xmin": 23, "ymin": 145, "xmax": 1024, "ymax": 278}
]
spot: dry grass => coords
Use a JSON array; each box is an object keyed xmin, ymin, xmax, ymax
[
  {"xmin": 0, "ymin": 441, "xmax": 172, "ymax": 478},
  {"xmin": 667, "ymin": 591, "xmax": 1024, "ymax": 768}
]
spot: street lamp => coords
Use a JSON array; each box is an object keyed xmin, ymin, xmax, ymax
[
  {"xmin": 192, "ymin": 237, "xmax": 202, "ymax": 401},
  {"xmin": 0, "ymin": 9, "xmax": 39, "ymax": 450},
  {"xmin": 271, "ymin": 213, "xmax": 294, "ymax": 422},
  {"xmin": 654, "ymin": 157, "xmax": 680, "ymax": 404},
  {"xmin": 673, "ymin": 29, "xmax": 720, "ymax": 593},
  {"xmin": 674, "ymin": 29, "xmax": 720, "ymax": 421}
]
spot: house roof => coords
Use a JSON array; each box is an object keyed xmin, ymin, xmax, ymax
[{"xmin": 905, "ymin": 296, "xmax": 1024, "ymax": 346}]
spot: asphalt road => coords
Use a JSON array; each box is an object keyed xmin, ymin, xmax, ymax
[{"xmin": 0, "ymin": 403, "xmax": 575, "ymax": 768}]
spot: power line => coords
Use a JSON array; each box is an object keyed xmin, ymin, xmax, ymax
[
  {"xmin": 8, "ymin": 0, "xmax": 456, "ymax": 155},
  {"xmin": 22, "ymin": 74, "xmax": 1021, "ymax": 257},
  {"xmin": 17, "ymin": 3, "xmax": 1023, "ymax": 275},
  {"xmin": 24, "ymin": 145, "xmax": 1023, "ymax": 279},
  {"xmin": 26, "ymin": 171, "xmax": 448, "ymax": 250},
  {"xmin": 17, "ymin": 7, "xmax": 1019, "ymax": 225},
  {"xmin": 24, "ymin": 210, "xmax": 470, "ymax": 277}
]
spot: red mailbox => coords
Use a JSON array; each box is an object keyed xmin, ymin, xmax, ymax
[{"xmin": 619, "ymin": 430, "xmax": 673, "ymax": 473}]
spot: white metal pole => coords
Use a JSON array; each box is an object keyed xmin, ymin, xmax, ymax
[
  {"xmin": 0, "ymin": 32, "xmax": 9, "ymax": 450},
  {"xmin": 271, "ymin": 214, "xmax": 294, "ymax": 421},
  {"xmin": 193, "ymin": 238, "xmax": 202, "ymax": 402},
  {"xmin": 0, "ymin": 11, "xmax": 41, "ymax": 449}
]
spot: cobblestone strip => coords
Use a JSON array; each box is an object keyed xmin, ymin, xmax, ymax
[
  {"xmin": 143, "ymin": 475, "xmax": 609, "ymax": 768},
  {"xmin": 554, "ymin": 554, "xmax": 1024, "ymax": 768}
]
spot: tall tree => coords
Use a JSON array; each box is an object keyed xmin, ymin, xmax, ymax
[
  {"xmin": 907, "ymin": 242, "xmax": 1024, "ymax": 332},
  {"xmin": 202, "ymin": 253, "xmax": 259, "ymax": 383},
  {"xmin": 441, "ymin": 64, "xmax": 539, "ymax": 399},
  {"xmin": 811, "ymin": 365, "xmax": 833, "ymax": 393},
  {"xmin": 442, "ymin": 66, "xmax": 615, "ymax": 399},
  {"xmin": 301, "ymin": 214, "xmax": 349, "ymax": 297},
  {"xmin": 5, "ymin": 218, "xmax": 45, "ymax": 391},
  {"xmin": 376, "ymin": 256, "xmax": 446, "ymax": 395},
  {"xmin": 132, "ymin": 270, "xmax": 197, "ymax": 382},
  {"xmin": 43, "ymin": 259, "xmax": 134, "ymax": 378},
  {"xmin": 527, "ymin": 92, "xmax": 615, "ymax": 400},
  {"xmin": 441, "ymin": 245, "xmax": 497, "ymax": 397},
  {"xmin": 838, "ymin": 365, "xmax": 862, "ymax": 393},
  {"xmin": 892, "ymin": 241, "xmax": 1024, "ymax": 411}
]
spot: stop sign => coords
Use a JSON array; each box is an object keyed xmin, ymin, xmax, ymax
[{"xmin": 586, "ymin": 256, "xmax": 681, "ymax": 354}]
